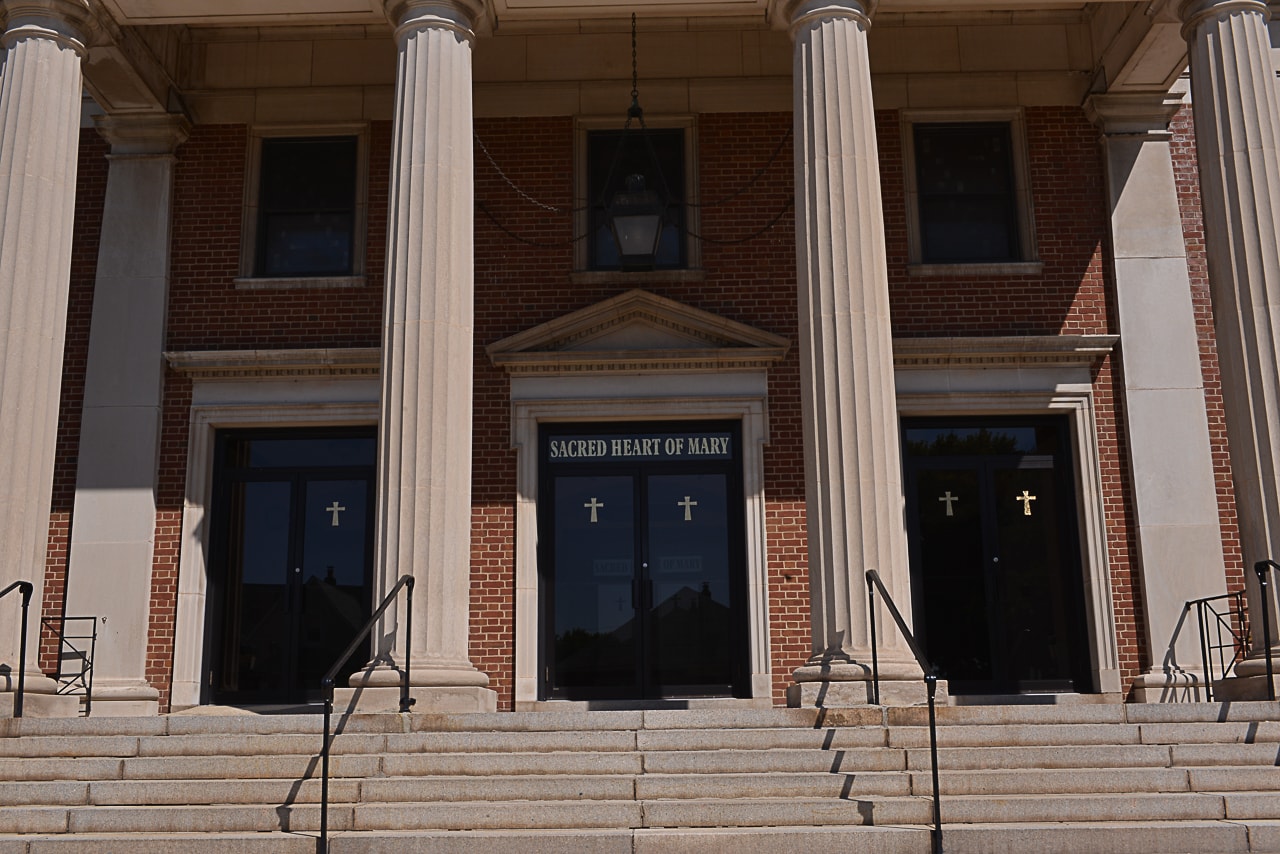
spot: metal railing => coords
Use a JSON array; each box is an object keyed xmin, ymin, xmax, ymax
[
  {"xmin": 42, "ymin": 616, "xmax": 97, "ymax": 716},
  {"xmin": 866, "ymin": 569, "xmax": 942, "ymax": 854},
  {"xmin": 318, "ymin": 574, "xmax": 415, "ymax": 854},
  {"xmin": 0, "ymin": 580, "xmax": 33, "ymax": 719},
  {"xmin": 1254, "ymin": 560, "xmax": 1277, "ymax": 701},
  {"xmin": 1186, "ymin": 591, "xmax": 1248, "ymax": 702}
]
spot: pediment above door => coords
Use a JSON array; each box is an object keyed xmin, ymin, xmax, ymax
[{"xmin": 486, "ymin": 289, "xmax": 789, "ymax": 376}]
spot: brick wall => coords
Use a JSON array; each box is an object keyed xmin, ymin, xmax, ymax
[{"xmin": 50, "ymin": 104, "xmax": 1237, "ymax": 710}]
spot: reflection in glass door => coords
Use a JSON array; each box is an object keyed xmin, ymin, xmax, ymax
[
  {"xmin": 540, "ymin": 423, "xmax": 747, "ymax": 700},
  {"xmin": 903, "ymin": 418, "xmax": 1090, "ymax": 694},
  {"xmin": 209, "ymin": 430, "xmax": 376, "ymax": 705}
]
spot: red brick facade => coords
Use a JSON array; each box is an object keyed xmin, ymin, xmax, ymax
[{"xmin": 45, "ymin": 104, "xmax": 1237, "ymax": 710}]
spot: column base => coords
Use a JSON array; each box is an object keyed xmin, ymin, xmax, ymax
[
  {"xmin": 333, "ymin": 685, "xmax": 497, "ymax": 714},
  {"xmin": 789, "ymin": 657, "xmax": 939, "ymax": 707},
  {"xmin": 1129, "ymin": 668, "xmax": 1211, "ymax": 703},
  {"xmin": 1212, "ymin": 673, "xmax": 1279, "ymax": 701},
  {"xmin": 85, "ymin": 681, "xmax": 161, "ymax": 717},
  {"xmin": 0, "ymin": 691, "xmax": 80, "ymax": 718}
]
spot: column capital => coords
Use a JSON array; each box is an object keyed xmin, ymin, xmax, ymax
[
  {"xmin": 1, "ymin": 0, "xmax": 95, "ymax": 53},
  {"xmin": 769, "ymin": 0, "xmax": 876, "ymax": 37},
  {"xmin": 1084, "ymin": 92, "xmax": 1184, "ymax": 137},
  {"xmin": 1180, "ymin": 0, "xmax": 1270, "ymax": 39},
  {"xmin": 93, "ymin": 113, "xmax": 190, "ymax": 156},
  {"xmin": 384, "ymin": 0, "xmax": 490, "ymax": 41}
]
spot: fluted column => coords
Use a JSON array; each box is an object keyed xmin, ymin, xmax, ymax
[
  {"xmin": 775, "ymin": 0, "xmax": 922, "ymax": 706},
  {"xmin": 1086, "ymin": 93, "xmax": 1228, "ymax": 701},
  {"xmin": 63, "ymin": 114, "xmax": 189, "ymax": 717},
  {"xmin": 1180, "ymin": 0, "xmax": 1280, "ymax": 691},
  {"xmin": 352, "ymin": 0, "xmax": 494, "ymax": 712},
  {"xmin": 0, "ymin": 0, "xmax": 94, "ymax": 716}
]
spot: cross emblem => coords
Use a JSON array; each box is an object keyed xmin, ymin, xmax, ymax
[
  {"xmin": 326, "ymin": 501, "xmax": 346, "ymax": 527},
  {"xmin": 1016, "ymin": 490, "xmax": 1037, "ymax": 516},
  {"xmin": 678, "ymin": 495, "xmax": 698, "ymax": 522},
  {"xmin": 584, "ymin": 497, "xmax": 604, "ymax": 524},
  {"xmin": 938, "ymin": 491, "xmax": 959, "ymax": 517}
]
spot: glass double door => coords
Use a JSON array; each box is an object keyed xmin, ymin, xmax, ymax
[
  {"xmin": 903, "ymin": 418, "xmax": 1091, "ymax": 694},
  {"xmin": 209, "ymin": 430, "xmax": 376, "ymax": 705},
  {"xmin": 540, "ymin": 424, "xmax": 747, "ymax": 700}
]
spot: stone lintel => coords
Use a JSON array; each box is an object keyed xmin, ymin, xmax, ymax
[
  {"xmin": 893, "ymin": 334, "xmax": 1118, "ymax": 369},
  {"xmin": 165, "ymin": 348, "xmax": 382, "ymax": 380}
]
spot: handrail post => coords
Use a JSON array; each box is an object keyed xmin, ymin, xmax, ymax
[
  {"xmin": 401, "ymin": 577, "xmax": 414, "ymax": 713},
  {"xmin": 926, "ymin": 672, "xmax": 941, "ymax": 854},
  {"xmin": 1253, "ymin": 560, "xmax": 1276, "ymax": 701},
  {"xmin": 866, "ymin": 572, "xmax": 880, "ymax": 706},
  {"xmin": 16, "ymin": 582, "xmax": 31, "ymax": 719},
  {"xmin": 319, "ymin": 681, "xmax": 332, "ymax": 854}
]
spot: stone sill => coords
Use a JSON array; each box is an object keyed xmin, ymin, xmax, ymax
[
  {"xmin": 906, "ymin": 261, "xmax": 1044, "ymax": 278},
  {"xmin": 568, "ymin": 269, "xmax": 707, "ymax": 286},
  {"xmin": 234, "ymin": 276, "xmax": 366, "ymax": 291}
]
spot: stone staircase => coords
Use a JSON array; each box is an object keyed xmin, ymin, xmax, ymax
[{"xmin": 0, "ymin": 702, "xmax": 1278, "ymax": 853}]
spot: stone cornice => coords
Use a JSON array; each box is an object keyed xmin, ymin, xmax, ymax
[
  {"xmin": 893, "ymin": 335, "xmax": 1118, "ymax": 369},
  {"xmin": 1084, "ymin": 93, "xmax": 1183, "ymax": 136},
  {"xmin": 165, "ymin": 348, "xmax": 381, "ymax": 380},
  {"xmin": 95, "ymin": 113, "xmax": 190, "ymax": 154}
]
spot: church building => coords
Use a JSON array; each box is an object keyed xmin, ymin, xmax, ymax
[{"xmin": 2, "ymin": 0, "xmax": 1279, "ymax": 717}]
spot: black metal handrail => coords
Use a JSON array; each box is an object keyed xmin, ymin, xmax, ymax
[
  {"xmin": 0, "ymin": 580, "xmax": 33, "ymax": 719},
  {"xmin": 1186, "ymin": 591, "xmax": 1248, "ymax": 702},
  {"xmin": 866, "ymin": 569, "xmax": 942, "ymax": 854},
  {"xmin": 1254, "ymin": 560, "xmax": 1277, "ymax": 701},
  {"xmin": 318, "ymin": 574, "xmax": 414, "ymax": 854}
]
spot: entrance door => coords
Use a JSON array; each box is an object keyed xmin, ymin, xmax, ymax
[
  {"xmin": 208, "ymin": 429, "xmax": 376, "ymax": 704},
  {"xmin": 539, "ymin": 423, "xmax": 748, "ymax": 700},
  {"xmin": 902, "ymin": 418, "xmax": 1091, "ymax": 694}
]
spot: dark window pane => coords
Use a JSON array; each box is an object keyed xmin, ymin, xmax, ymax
[
  {"xmin": 256, "ymin": 136, "xmax": 358, "ymax": 277},
  {"xmin": 914, "ymin": 123, "xmax": 1020, "ymax": 263},
  {"xmin": 587, "ymin": 128, "xmax": 686, "ymax": 270}
]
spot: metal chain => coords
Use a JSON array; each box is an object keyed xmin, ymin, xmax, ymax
[
  {"xmin": 475, "ymin": 133, "xmax": 577, "ymax": 214},
  {"xmin": 631, "ymin": 13, "xmax": 639, "ymax": 103}
]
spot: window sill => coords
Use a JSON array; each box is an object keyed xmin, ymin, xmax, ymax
[
  {"xmin": 234, "ymin": 276, "xmax": 366, "ymax": 291},
  {"xmin": 906, "ymin": 262, "xmax": 1044, "ymax": 278},
  {"xmin": 568, "ymin": 269, "xmax": 707, "ymax": 286}
]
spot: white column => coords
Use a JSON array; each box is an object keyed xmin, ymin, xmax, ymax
[
  {"xmin": 62, "ymin": 115, "xmax": 188, "ymax": 717},
  {"xmin": 775, "ymin": 0, "xmax": 923, "ymax": 707},
  {"xmin": 1180, "ymin": 0, "xmax": 1280, "ymax": 691},
  {"xmin": 1087, "ymin": 93, "xmax": 1228, "ymax": 701},
  {"xmin": 350, "ymin": 0, "xmax": 494, "ymax": 713},
  {"xmin": 0, "ymin": 0, "xmax": 94, "ymax": 717}
]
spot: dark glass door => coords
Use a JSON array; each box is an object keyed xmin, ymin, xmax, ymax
[
  {"xmin": 903, "ymin": 418, "xmax": 1090, "ymax": 694},
  {"xmin": 209, "ymin": 430, "xmax": 376, "ymax": 704},
  {"xmin": 540, "ymin": 423, "xmax": 746, "ymax": 700}
]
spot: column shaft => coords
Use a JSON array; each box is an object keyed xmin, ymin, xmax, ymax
[
  {"xmin": 0, "ymin": 2, "xmax": 92, "ymax": 714},
  {"xmin": 63, "ymin": 116, "xmax": 188, "ymax": 717},
  {"xmin": 782, "ymin": 0, "xmax": 921, "ymax": 706},
  {"xmin": 357, "ymin": 0, "xmax": 493, "ymax": 712},
  {"xmin": 1087, "ymin": 93, "xmax": 1228, "ymax": 700},
  {"xmin": 1180, "ymin": 0, "xmax": 1280, "ymax": 677}
]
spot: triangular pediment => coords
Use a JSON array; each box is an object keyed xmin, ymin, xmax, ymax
[{"xmin": 486, "ymin": 289, "xmax": 789, "ymax": 376}]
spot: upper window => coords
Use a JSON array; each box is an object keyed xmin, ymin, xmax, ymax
[
  {"xmin": 255, "ymin": 136, "xmax": 357, "ymax": 277},
  {"xmin": 240, "ymin": 129, "xmax": 368, "ymax": 286},
  {"xmin": 578, "ymin": 122, "xmax": 696, "ymax": 273},
  {"xmin": 903, "ymin": 111, "xmax": 1036, "ymax": 270}
]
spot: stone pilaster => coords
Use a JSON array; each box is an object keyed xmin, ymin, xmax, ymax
[
  {"xmin": 774, "ymin": 0, "xmax": 923, "ymax": 707},
  {"xmin": 62, "ymin": 114, "xmax": 189, "ymax": 717},
  {"xmin": 0, "ymin": 0, "xmax": 95, "ymax": 716},
  {"xmin": 1179, "ymin": 0, "xmax": 1280, "ymax": 695},
  {"xmin": 1086, "ymin": 93, "xmax": 1228, "ymax": 701},
  {"xmin": 348, "ymin": 0, "xmax": 494, "ymax": 713}
]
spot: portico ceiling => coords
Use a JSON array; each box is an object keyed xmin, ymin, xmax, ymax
[{"xmin": 96, "ymin": 0, "xmax": 1139, "ymax": 27}]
